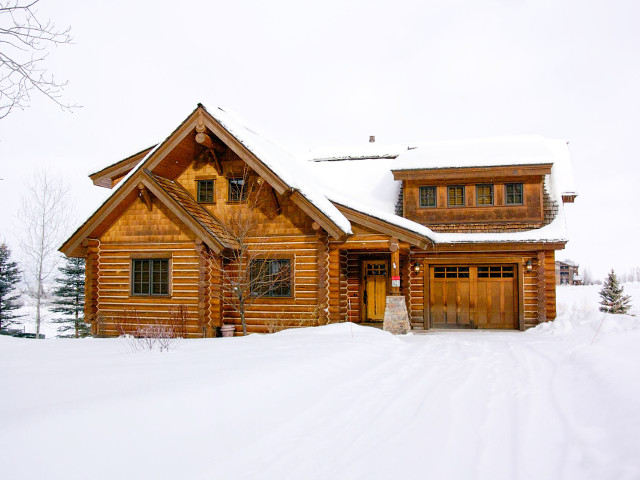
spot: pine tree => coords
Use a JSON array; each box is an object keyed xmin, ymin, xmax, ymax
[
  {"xmin": 51, "ymin": 257, "xmax": 90, "ymax": 338},
  {"xmin": 599, "ymin": 269, "xmax": 632, "ymax": 314},
  {"xmin": 0, "ymin": 243, "xmax": 23, "ymax": 329}
]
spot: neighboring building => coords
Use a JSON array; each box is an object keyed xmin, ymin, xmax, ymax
[
  {"xmin": 60, "ymin": 104, "xmax": 577, "ymax": 335},
  {"xmin": 555, "ymin": 260, "xmax": 581, "ymax": 285}
]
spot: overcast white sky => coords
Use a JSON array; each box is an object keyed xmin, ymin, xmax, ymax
[{"xmin": 1, "ymin": 0, "xmax": 639, "ymax": 279}]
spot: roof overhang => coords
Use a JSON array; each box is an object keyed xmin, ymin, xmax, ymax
[
  {"xmin": 392, "ymin": 163, "xmax": 553, "ymax": 182},
  {"xmin": 89, "ymin": 145, "xmax": 156, "ymax": 188}
]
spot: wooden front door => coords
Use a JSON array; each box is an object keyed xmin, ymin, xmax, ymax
[
  {"xmin": 430, "ymin": 265, "xmax": 518, "ymax": 329},
  {"xmin": 363, "ymin": 260, "xmax": 388, "ymax": 321}
]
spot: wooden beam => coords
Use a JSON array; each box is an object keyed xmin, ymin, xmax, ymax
[
  {"xmin": 271, "ymin": 187, "xmax": 282, "ymax": 215},
  {"xmin": 209, "ymin": 149, "xmax": 224, "ymax": 176},
  {"xmin": 137, "ymin": 183, "xmax": 153, "ymax": 211}
]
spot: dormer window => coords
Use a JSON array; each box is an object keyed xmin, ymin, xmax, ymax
[
  {"xmin": 448, "ymin": 186, "xmax": 465, "ymax": 207},
  {"xmin": 419, "ymin": 186, "xmax": 437, "ymax": 208},
  {"xmin": 476, "ymin": 184, "xmax": 493, "ymax": 206},
  {"xmin": 506, "ymin": 183, "xmax": 523, "ymax": 205}
]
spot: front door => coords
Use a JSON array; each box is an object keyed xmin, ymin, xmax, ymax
[{"xmin": 363, "ymin": 260, "xmax": 388, "ymax": 321}]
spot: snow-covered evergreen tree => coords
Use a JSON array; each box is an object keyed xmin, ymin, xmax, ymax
[
  {"xmin": 0, "ymin": 243, "xmax": 22, "ymax": 329},
  {"xmin": 599, "ymin": 269, "xmax": 631, "ymax": 314},
  {"xmin": 51, "ymin": 257, "xmax": 89, "ymax": 338}
]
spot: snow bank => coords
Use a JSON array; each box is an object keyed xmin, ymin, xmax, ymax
[{"xmin": 2, "ymin": 287, "xmax": 638, "ymax": 480}]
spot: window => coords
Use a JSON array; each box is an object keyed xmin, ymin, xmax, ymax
[
  {"xmin": 505, "ymin": 183, "xmax": 523, "ymax": 205},
  {"xmin": 433, "ymin": 266, "xmax": 470, "ymax": 278},
  {"xmin": 447, "ymin": 185, "xmax": 465, "ymax": 207},
  {"xmin": 197, "ymin": 180, "xmax": 215, "ymax": 203},
  {"xmin": 478, "ymin": 266, "xmax": 514, "ymax": 278},
  {"xmin": 419, "ymin": 186, "xmax": 437, "ymax": 208},
  {"xmin": 132, "ymin": 259, "xmax": 169, "ymax": 295},
  {"xmin": 228, "ymin": 178, "xmax": 247, "ymax": 202},
  {"xmin": 476, "ymin": 184, "xmax": 493, "ymax": 206},
  {"xmin": 250, "ymin": 258, "xmax": 292, "ymax": 297}
]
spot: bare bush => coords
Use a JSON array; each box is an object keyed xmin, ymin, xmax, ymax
[{"xmin": 114, "ymin": 306, "xmax": 189, "ymax": 352}]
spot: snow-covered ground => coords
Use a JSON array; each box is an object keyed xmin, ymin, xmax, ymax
[{"xmin": 1, "ymin": 285, "xmax": 639, "ymax": 480}]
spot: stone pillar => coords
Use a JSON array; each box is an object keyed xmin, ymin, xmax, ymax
[{"xmin": 383, "ymin": 296, "xmax": 411, "ymax": 334}]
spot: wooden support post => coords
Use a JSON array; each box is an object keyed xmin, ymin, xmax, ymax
[
  {"xmin": 82, "ymin": 238, "xmax": 100, "ymax": 335},
  {"xmin": 390, "ymin": 237, "xmax": 400, "ymax": 295},
  {"xmin": 537, "ymin": 250, "xmax": 547, "ymax": 323},
  {"xmin": 316, "ymin": 229, "xmax": 330, "ymax": 325}
]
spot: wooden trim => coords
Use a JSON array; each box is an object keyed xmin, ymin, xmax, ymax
[
  {"xmin": 291, "ymin": 191, "xmax": 348, "ymax": 240},
  {"xmin": 392, "ymin": 164, "xmax": 553, "ymax": 181},
  {"xmin": 517, "ymin": 262, "xmax": 525, "ymax": 330},
  {"xmin": 336, "ymin": 204, "xmax": 431, "ymax": 249},
  {"xmin": 130, "ymin": 252, "xmax": 173, "ymax": 259},
  {"xmin": 423, "ymin": 260, "xmax": 430, "ymax": 329}
]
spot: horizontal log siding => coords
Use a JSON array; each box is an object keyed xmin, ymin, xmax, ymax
[
  {"xmin": 220, "ymin": 236, "xmax": 320, "ymax": 334},
  {"xmin": 95, "ymin": 242, "xmax": 203, "ymax": 337},
  {"xmin": 346, "ymin": 253, "xmax": 360, "ymax": 323}
]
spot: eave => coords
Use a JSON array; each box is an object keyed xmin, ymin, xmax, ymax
[
  {"xmin": 335, "ymin": 204, "xmax": 431, "ymax": 249},
  {"xmin": 89, "ymin": 145, "xmax": 157, "ymax": 188},
  {"xmin": 392, "ymin": 163, "xmax": 553, "ymax": 182}
]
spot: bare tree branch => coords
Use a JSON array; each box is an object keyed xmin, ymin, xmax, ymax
[
  {"xmin": 206, "ymin": 167, "xmax": 292, "ymax": 336},
  {"xmin": 0, "ymin": 0, "xmax": 76, "ymax": 119}
]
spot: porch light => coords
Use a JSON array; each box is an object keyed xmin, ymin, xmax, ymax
[
  {"xmin": 526, "ymin": 260, "xmax": 533, "ymax": 272},
  {"xmin": 413, "ymin": 261, "xmax": 421, "ymax": 274}
]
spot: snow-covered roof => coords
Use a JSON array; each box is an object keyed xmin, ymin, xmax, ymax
[
  {"xmin": 207, "ymin": 107, "xmax": 352, "ymax": 235},
  {"xmin": 308, "ymin": 143, "xmax": 409, "ymax": 162},
  {"xmin": 308, "ymin": 135, "xmax": 576, "ymax": 245}
]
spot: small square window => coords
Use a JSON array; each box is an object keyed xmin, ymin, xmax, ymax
[
  {"xmin": 132, "ymin": 259, "xmax": 169, "ymax": 296},
  {"xmin": 250, "ymin": 258, "xmax": 292, "ymax": 297},
  {"xmin": 197, "ymin": 180, "xmax": 215, "ymax": 203},
  {"xmin": 228, "ymin": 178, "xmax": 247, "ymax": 202},
  {"xmin": 448, "ymin": 185, "xmax": 465, "ymax": 207},
  {"xmin": 476, "ymin": 184, "xmax": 493, "ymax": 206},
  {"xmin": 506, "ymin": 183, "xmax": 523, "ymax": 205},
  {"xmin": 419, "ymin": 186, "xmax": 437, "ymax": 208}
]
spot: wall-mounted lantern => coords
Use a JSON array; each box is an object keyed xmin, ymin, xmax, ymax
[
  {"xmin": 413, "ymin": 261, "xmax": 422, "ymax": 274},
  {"xmin": 526, "ymin": 260, "xmax": 533, "ymax": 272}
]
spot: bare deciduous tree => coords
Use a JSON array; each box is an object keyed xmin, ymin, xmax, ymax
[
  {"xmin": 208, "ymin": 168, "xmax": 292, "ymax": 336},
  {"xmin": 0, "ymin": 0, "xmax": 74, "ymax": 119},
  {"xmin": 20, "ymin": 169, "xmax": 69, "ymax": 338}
]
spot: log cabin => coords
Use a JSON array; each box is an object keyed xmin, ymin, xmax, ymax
[{"xmin": 60, "ymin": 104, "xmax": 577, "ymax": 336}]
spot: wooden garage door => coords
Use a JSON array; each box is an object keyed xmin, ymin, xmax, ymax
[{"xmin": 430, "ymin": 265, "xmax": 517, "ymax": 329}]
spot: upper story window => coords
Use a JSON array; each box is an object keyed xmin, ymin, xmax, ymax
[
  {"xmin": 132, "ymin": 259, "xmax": 169, "ymax": 296},
  {"xmin": 476, "ymin": 184, "xmax": 493, "ymax": 206},
  {"xmin": 447, "ymin": 185, "xmax": 465, "ymax": 207},
  {"xmin": 419, "ymin": 186, "xmax": 437, "ymax": 208},
  {"xmin": 250, "ymin": 258, "xmax": 292, "ymax": 297},
  {"xmin": 197, "ymin": 179, "xmax": 215, "ymax": 203},
  {"xmin": 228, "ymin": 178, "xmax": 248, "ymax": 203},
  {"xmin": 505, "ymin": 183, "xmax": 524, "ymax": 205}
]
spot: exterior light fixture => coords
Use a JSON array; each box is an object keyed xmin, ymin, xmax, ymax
[
  {"xmin": 413, "ymin": 261, "xmax": 421, "ymax": 274},
  {"xmin": 526, "ymin": 260, "xmax": 533, "ymax": 272}
]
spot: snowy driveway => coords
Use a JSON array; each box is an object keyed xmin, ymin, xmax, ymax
[{"xmin": 1, "ymin": 288, "xmax": 639, "ymax": 480}]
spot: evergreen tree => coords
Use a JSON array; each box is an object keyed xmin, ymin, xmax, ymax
[
  {"xmin": 51, "ymin": 257, "xmax": 90, "ymax": 338},
  {"xmin": 0, "ymin": 243, "xmax": 23, "ymax": 329},
  {"xmin": 599, "ymin": 269, "xmax": 632, "ymax": 314}
]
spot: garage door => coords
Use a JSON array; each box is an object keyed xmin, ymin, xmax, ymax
[{"xmin": 429, "ymin": 265, "xmax": 517, "ymax": 329}]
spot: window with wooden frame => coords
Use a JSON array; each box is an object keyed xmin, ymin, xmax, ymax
[
  {"xmin": 505, "ymin": 183, "xmax": 524, "ymax": 205},
  {"xmin": 132, "ymin": 259, "xmax": 169, "ymax": 296},
  {"xmin": 197, "ymin": 179, "xmax": 215, "ymax": 203},
  {"xmin": 419, "ymin": 186, "xmax": 437, "ymax": 208},
  {"xmin": 476, "ymin": 184, "xmax": 493, "ymax": 206},
  {"xmin": 249, "ymin": 258, "xmax": 292, "ymax": 297},
  {"xmin": 228, "ymin": 178, "xmax": 248, "ymax": 203},
  {"xmin": 447, "ymin": 185, "xmax": 465, "ymax": 207}
]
